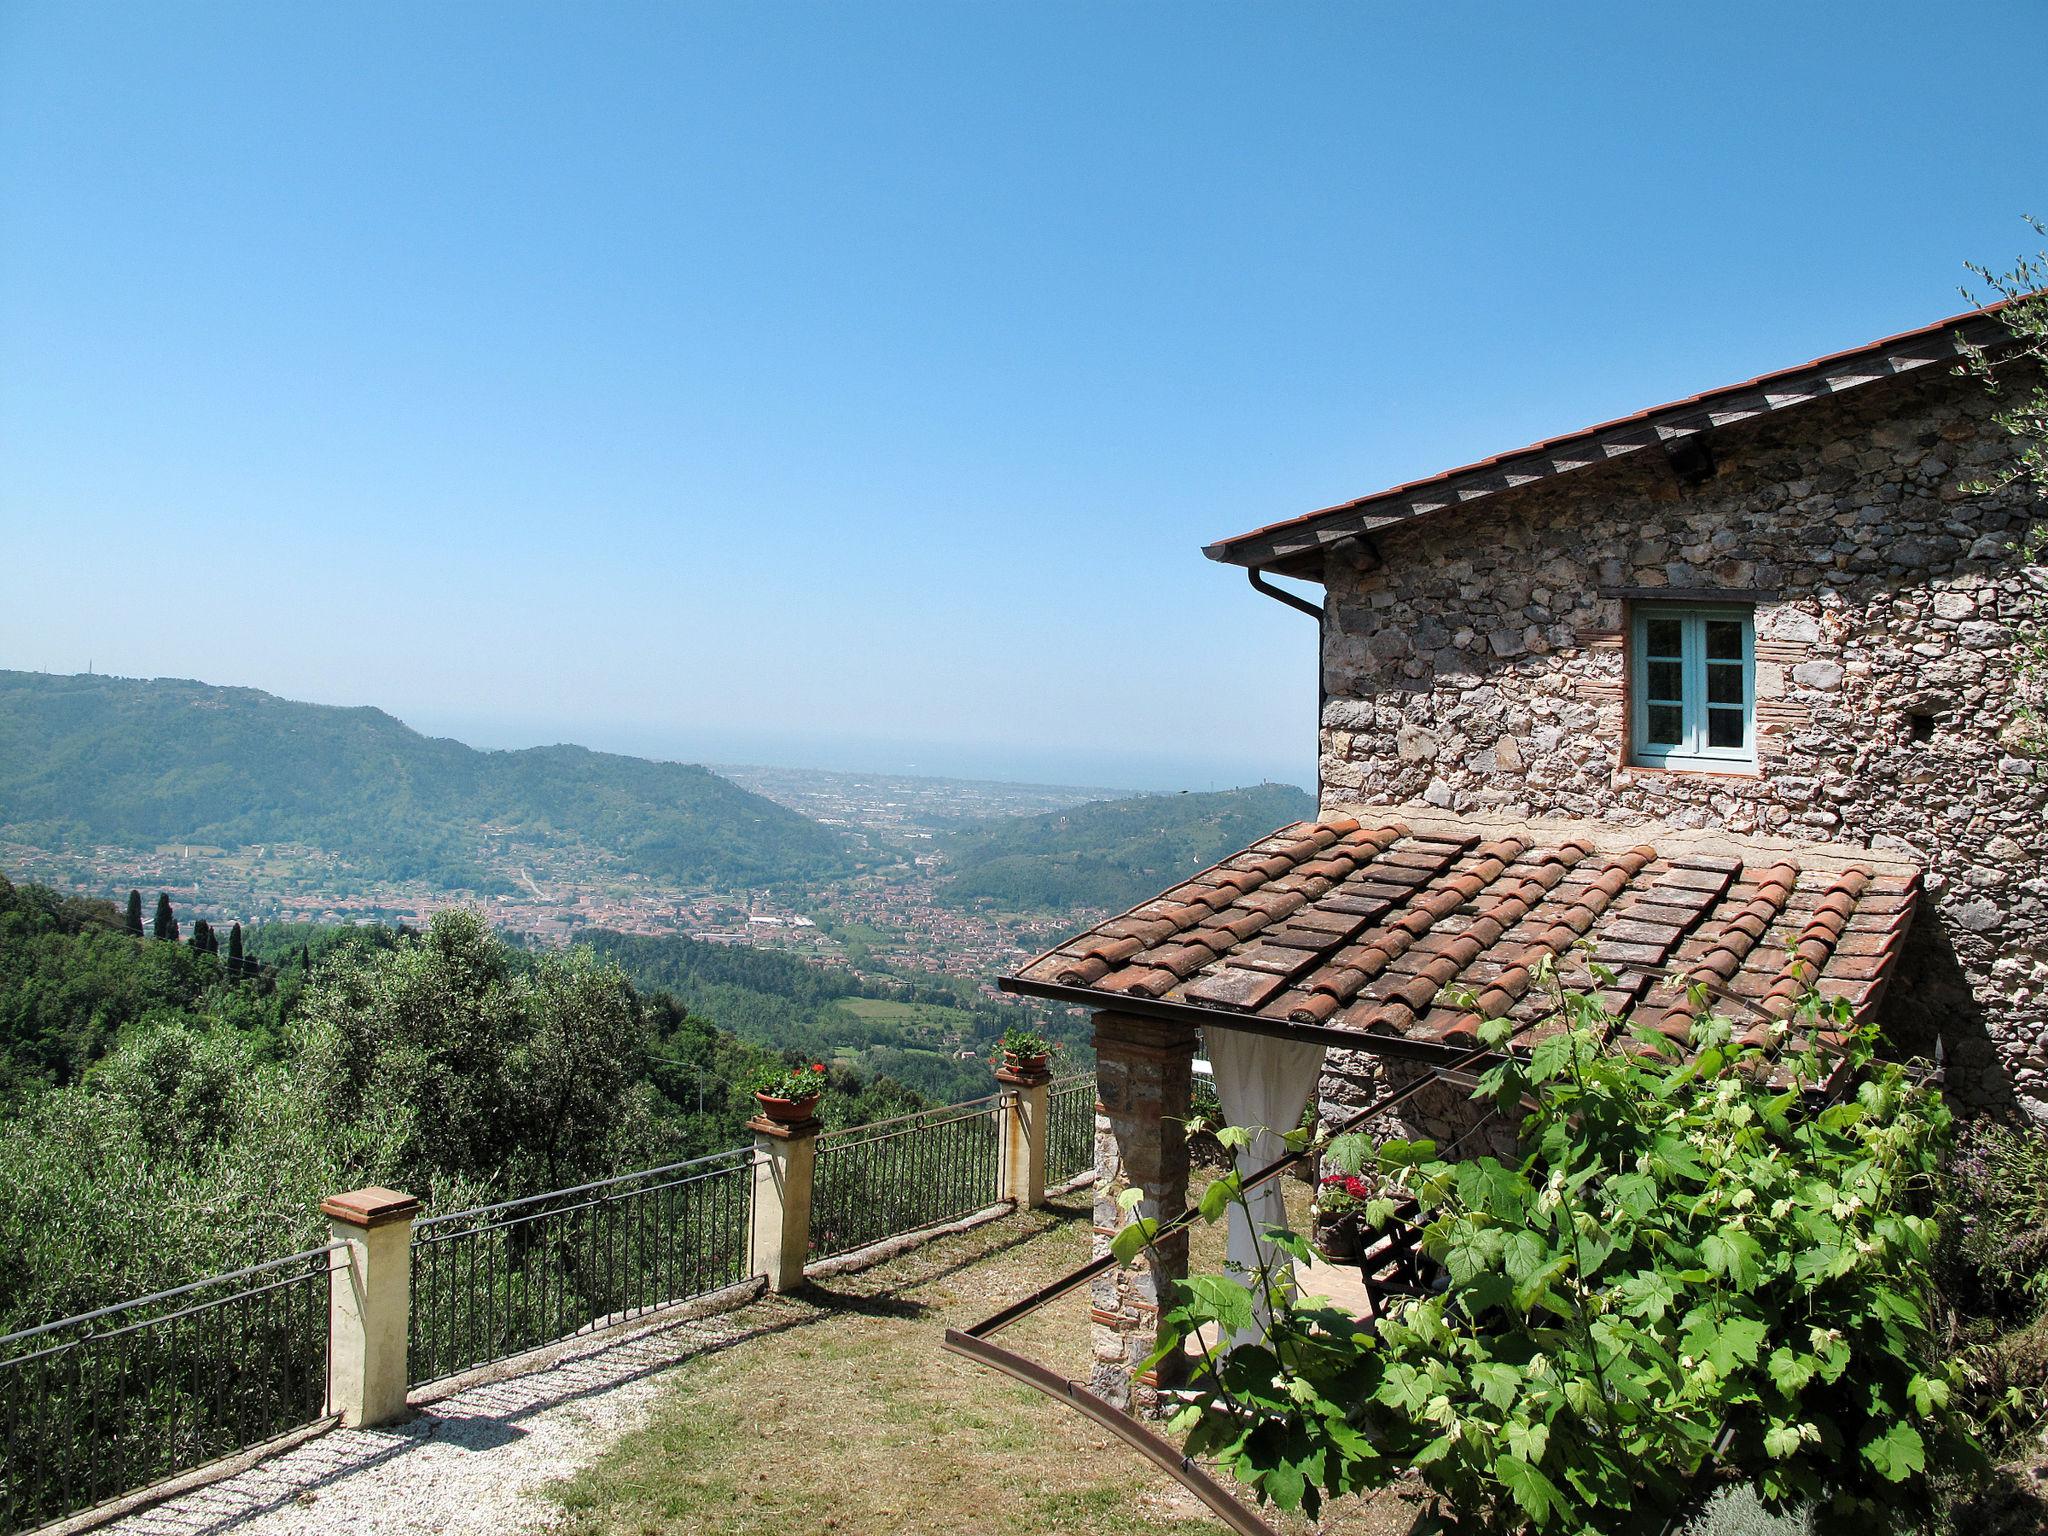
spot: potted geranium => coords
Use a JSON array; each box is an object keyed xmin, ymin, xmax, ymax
[
  {"xmin": 992, "ymin": 1025, "xmax": 1053, "ymax": 1076},
  {"xmin": 1311, "ymin": 1171, "xmax": 1375, "ymax": 1261},
  {"xmin": 751, "ymin": 1061, "xmax": 827, "ymax": 1125}
]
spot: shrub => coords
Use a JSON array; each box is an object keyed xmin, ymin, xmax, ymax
[
  {"xmin": 1936, "ymin": 1118, "xmax": 2048, "ymax": 1323},
  {"xmin": 1115, "ymin": 968, "xmax": 1975, "ymax": 1533}
]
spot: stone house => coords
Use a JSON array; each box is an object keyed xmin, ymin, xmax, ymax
[{"xmin": 1003, "ymin": 301, "xmax": 2045, "ymax": 1408}]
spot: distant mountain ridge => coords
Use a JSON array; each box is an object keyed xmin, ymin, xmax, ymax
[
  {"xmin": 0, "ymin": 670, "xmax": 856, "ymax": 891},
  {"xmin": 935, "ymin": 782, "xmax": 1315, "ymax": 912}
]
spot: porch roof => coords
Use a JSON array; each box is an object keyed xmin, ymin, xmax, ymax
[{"xmin": 1001, "ymin": 811, "xmax": 1920, "ymax": 1065}]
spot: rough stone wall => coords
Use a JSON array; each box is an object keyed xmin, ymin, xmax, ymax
[{"xmin": 1316, "ymin": 367, "xmax": 2048, "ymax": 1119}]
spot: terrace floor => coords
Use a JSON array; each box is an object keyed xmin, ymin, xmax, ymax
[{"xmin": 97, "ymin": 1183, "xmax": 1421, "ymax": 1536}]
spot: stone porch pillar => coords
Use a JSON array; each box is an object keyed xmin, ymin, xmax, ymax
[{"xmin": 1089, "ymin": 1009, "xmax": 1198, "ymax": 1414}]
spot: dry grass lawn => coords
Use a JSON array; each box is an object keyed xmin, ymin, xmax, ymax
[{"xmin": 540, "ymin": 1181, "xmax": 1422, "ymax": 1536}]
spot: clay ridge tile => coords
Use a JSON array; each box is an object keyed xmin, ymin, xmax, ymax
[
  {"xmin": 1096, "ymin": 964, "xmax": 1179, "ymax": 998},
  {"xmin": 1093, "ymin": 915, "xmax": 1179, "ymax": 945},
  {"xmin": 1210, "ymin": 910, "xmax": 1273, "ymax": 944},
  {"xmin": 1046, "ymin": 954, "xmax": 1114, "ymax": 987},
  {"xmin": 1080, "ymin": 934, "xmax": 1147, "ymax": 965},
  {"xmin": 1740, "ymin": 867, "xmax": 1877, "ymax": 1044},
  {"xmin": 1271, "ymin": 990, "xmax": 1343, "ymax": 1025},
  {"xmin": 1448, "ymin": 847, "xmax": 1655, "ymax": 1031},
  {"xmin": 1662, "ymin": 859, "xmax": 1801, "ymax": 1017},
  {"xmin": 1132, "ymin": 940, "xmax": 1222, "ymax": 980},
  {"xmin": 1298, "ymin": 857, "xmax": 1357, "ymax": 881},
  {"xmin": 1335, "ymin": 840, "xmax": 1604, "ymax": 1037},
  {"xmin": 1234, "ymin": 887, "xmax": 1308, "ymax": 921}
]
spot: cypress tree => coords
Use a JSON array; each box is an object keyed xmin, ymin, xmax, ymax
[
  {"xmin": 191, "ymin": 919, "xmax": 214, "ymax": 955},
  {"xmin": 228, "ymin": 922, "xmax": 245, "ymax": 978},
  {"xmin": 152, "ymin": 893, "xmax": 177, "ymax": 942},
  {"xmin": 123, "ymin": 890, "xmax": 144, "ymax": 937}
]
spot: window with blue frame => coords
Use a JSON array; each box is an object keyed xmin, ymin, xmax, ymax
[{"xmin": 1629, "ymin": 604, "xmax": 1755, "ymax": 770}]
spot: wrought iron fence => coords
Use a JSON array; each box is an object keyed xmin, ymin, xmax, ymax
[
  {"xmin": 810, "ymin": 1094, "xmax": 1004, "ymax": 1259},
  {"xmin": 408, "ymin": 1145, "xmax": 756, "ymax": 1387},
  {"xmin": 1047, "ymin": 1072, "xmax": 1096, "ymax": 1185},
  {"xmin": 0, "ymin": 1245, "xmax": 338, "ymax": 1536}
]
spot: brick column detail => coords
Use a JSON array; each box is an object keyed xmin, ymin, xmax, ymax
[{"xmin": 1089, "ymin": 1009, "xmax": 1198, "ymax": 1414}]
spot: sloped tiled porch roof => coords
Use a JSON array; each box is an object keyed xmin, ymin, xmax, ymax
[{"xmin": 1002, "ymin": 812, "xmax": 1920, "ymax": 1066}]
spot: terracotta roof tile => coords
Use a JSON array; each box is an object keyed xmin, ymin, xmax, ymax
[
  {"xmin": 1183, "ymin": 967, "xmax": 1290, "ymax": 1011},
  {"xmin": 1095, "ymin": 964, "xmax": 1179, "ymax": 997},
  {"xmin": 1004, "ymin": 816, "xmax": 1919, "ymax": 1069}
]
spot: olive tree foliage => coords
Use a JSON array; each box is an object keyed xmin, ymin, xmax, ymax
[
  {"xmin": 295, "ymin": 907, "xmax": 664, "ymax": 1198},
  {"xmin": 1960, "ymin": 221, "xmax": 2048, "ymax": 749},
  {"xmin": 0, "ymin": 909, "xmax": 668, "ymax": 1333}
]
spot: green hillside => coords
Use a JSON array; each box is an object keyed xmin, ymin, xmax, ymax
[
  {"xmin": 577, "ymin": 928, "xmax": 1083, "ymax": 1103},
  {"xmin": 0, "ymin": 872, "xmax": 928, "ymax": 1334},
  {"xmin": 0, "ymin": 670, "xmax": 855, "ymax": 892},
  {"xmin": 935, "ymin": 782, "xmax": 1315, "ymax": 912}
]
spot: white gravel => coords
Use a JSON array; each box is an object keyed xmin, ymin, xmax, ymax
[{"xmin": 99, "ymin": 1303, "xmax": 758, "ymax": 1536}]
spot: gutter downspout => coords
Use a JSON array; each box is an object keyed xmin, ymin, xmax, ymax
[{"xmin": 1246, "ymin": 567, "xmax": 1325, "ymax": 809}]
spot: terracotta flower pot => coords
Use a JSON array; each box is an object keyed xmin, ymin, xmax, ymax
[
  {"xmin": 754, "ymin": 1091, "xmax": 821, "ymax": 1126},
  {"xmin": 1003, "ymin": 1051, "xmax": 1051, "ymax": 1074},
  {"xmin": 1313, "ymin": 1211, "xmax": 1360, "ymax": 1262}
]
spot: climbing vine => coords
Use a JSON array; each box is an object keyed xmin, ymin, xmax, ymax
[
  {"xmin": 1112, "ymin": 964, "xmax": 1977, "ymax": 1533},
  {"xmin": 1960, "ymin": 221, "xmax": 2048, "ymax": 752}
]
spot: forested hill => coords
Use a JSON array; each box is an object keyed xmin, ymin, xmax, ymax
[
  {"xmin": 0, "ymin": 670, "xmax": 855, "ymax": 891},
  {"xmin": 935, "ymin": 782, "xmax": 1316, "ymax": 912},
  {"xmin": 576, "ymin": 929, "xmax": 1080, "ymax": 1104}
]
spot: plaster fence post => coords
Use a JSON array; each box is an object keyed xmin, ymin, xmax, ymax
[
  {"xmin": 748, "ymin": 1112, "xmax": 820, "ymax": 1292},
  {"xmin": 994, "ymin": 1059, "xmax": 1052, "ymax": 1209},
  {"xmin": 322, "ymin": 1185, "xmax": 420, "ymax": 1428}
]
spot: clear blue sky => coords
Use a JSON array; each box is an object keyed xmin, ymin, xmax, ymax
[{"xmin": 1, "ymin": 4, "xmax": 2039, "ymax": 791}]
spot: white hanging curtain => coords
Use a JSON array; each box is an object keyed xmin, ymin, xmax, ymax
[{"xmin": 1203, "ymin": 1026, "xmax": 1325, "ymax": 1345}]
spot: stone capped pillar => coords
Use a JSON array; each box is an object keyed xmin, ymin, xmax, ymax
[
  {"xmin": 323, "ymin": 1185, "xmax": 420, "ymax": 1428},
  {"xmin": 994, "ymin": 1057, "xmax": 1053, "ymax": 1208},
  {"xmin": 1089, "ymin": 1009, "xmax": 1198, "ymax": 1414},
  {"xmin": 748, "ymin": 1111, "xmax": 821, "ymax": 1293}
]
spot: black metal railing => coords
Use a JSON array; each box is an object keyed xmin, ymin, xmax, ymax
[
  {"xmin": 810, "ymin": 1093, "xmax": 1004, "ymax": 1260},
  {"xmin": 0, "ymin": 1245, "xmax": 338, "ymax": 1536},
  {"xmin": 407, "ymin": 1145, "xmax": 756, "ymax": 1387},
  {"xmin": 1047, "ymin": 1072, "xmax": 1095, "ymax": 1186}
]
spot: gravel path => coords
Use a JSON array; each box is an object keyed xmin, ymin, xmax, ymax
[{"xmin": 99, "ymin": 1302, "xmax": 761, "ymax": 1536}]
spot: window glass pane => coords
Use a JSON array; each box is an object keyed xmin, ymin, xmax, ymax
[
  {"xmin": 1705, "ymin": 619, "xmax": 1743, "ymax": 660},
  {"xmin": 1707, "ymin": 707, "xmax": 1745, "ymax": 748},
  {"xmin": 1648, "ymin": 660, "xmax": 1684, "ymax": 701},
  {"xmin": 1706, "ymin": 662, "xmax": 1745, "ymax": 705},
  {"xmin": 1645, "ymin": 618, "xmax": 1683, "ymax": 656},
  {"xmin": 1646, "ymin": 704, "xmax": 1683, "ymax": 746}
]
